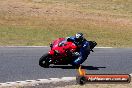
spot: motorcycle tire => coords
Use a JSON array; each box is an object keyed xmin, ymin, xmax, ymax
[{"xmin": 39, "ymin": 53, "xmax": 50, "ymax": 68}]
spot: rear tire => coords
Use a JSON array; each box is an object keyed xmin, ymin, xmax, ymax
[{"xmin": 39, "ymin": 53, "xmax": 50, "ymax": 68}]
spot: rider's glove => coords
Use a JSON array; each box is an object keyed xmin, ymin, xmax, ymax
[{"xmin": 83, "ymin": 44, "xmax": 86, "ymax": 48}]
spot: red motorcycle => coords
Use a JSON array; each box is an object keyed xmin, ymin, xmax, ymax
[{"xmin": 39, "ymin": 38, "xmax": 97, "ymax": 68}]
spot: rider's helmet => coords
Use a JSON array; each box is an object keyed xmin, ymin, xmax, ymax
[{"xmin": 75, "ymin": 33, "xmax": 84, "ymax": 43}]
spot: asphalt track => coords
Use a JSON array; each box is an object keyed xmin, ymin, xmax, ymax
[{"xmin": 0, "ymin": 47, "xmax": 132, "ymax": 83}]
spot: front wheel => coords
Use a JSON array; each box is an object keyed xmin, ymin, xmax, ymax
[{"xmin": 39, "ymin": 53, "xmax": 51, "ymax": 68}]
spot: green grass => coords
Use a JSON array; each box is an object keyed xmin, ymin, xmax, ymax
[
  {"xmin": 0, "ymin": 0, "xmax": 132, "ymax": 47},
  {"xmin": 0, "ymin": 24, "xmax": 131, "ymax": 47}
]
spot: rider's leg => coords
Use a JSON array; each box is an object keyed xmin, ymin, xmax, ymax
[
  {"xmin": 73, "ymin": 55, "xmax": 83, "ymax": 65},
  {"xmin": 73, "ymin": 47, "xmax": 90, "ymax": 65}
]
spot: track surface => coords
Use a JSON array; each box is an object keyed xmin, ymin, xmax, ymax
[{"xmin": 0, "ymin": 47, "xmax": 132, "ymax": 83}]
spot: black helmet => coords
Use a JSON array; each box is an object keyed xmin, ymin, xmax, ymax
[{"xmin": 75, "ymin": 33, "xmax": 84, "ymax": 42}]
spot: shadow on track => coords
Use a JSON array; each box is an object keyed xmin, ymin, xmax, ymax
[{"xmin": 49, "ymin": 65, "xmax": 106, "ymax": 70}]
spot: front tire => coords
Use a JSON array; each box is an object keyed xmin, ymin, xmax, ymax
[{"xmin": 39, "ymin": 53, "xmax": 50, "ymax": 68}]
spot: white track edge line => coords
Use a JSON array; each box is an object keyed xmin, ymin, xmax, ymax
[
  {"xmin": 0, "ymin": 74, "xmax": 132, "ymax": 86},
  {"xmin": 0, "ymin": 77, "xmax": 76, "ymax": 86}
]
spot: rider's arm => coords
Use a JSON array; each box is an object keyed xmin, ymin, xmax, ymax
[
  {"xmin": 82, "ymin": 40, "xmax": 91, "ymax": 52},
  {"xmin": 83, "ymin": 41, "xmax": 89, "ymax": 48},
  {"xmin": 66, "ymin": 36, "xmax": 75, "ymax": 42}
]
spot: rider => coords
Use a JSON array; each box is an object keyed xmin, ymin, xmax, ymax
[{"xmin": 66, "ymin": 33, "xmax": 90, "ymax": 66}]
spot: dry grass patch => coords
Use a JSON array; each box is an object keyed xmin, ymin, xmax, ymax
[{"xmin": 0, "ymin": 0, "xmax": 132, "ymax": 47}]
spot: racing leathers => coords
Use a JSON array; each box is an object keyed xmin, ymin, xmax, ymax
[{"xmin": 66, "ymin": 36, "xmax": 90, "ymax": 65}]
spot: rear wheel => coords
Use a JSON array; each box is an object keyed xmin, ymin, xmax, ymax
[{"xmin": 39, "ymin": 53, "xmax": 50, "ymax": 68}]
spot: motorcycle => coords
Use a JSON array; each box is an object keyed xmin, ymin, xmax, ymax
[{"xmin": 39, "ymin": 38, "xmax": 97, "ymax": 68}]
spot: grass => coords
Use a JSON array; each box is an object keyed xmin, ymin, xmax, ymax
[{"xmin": 0, "ymin": 0, "xmax": 132, "ymax": 47}]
